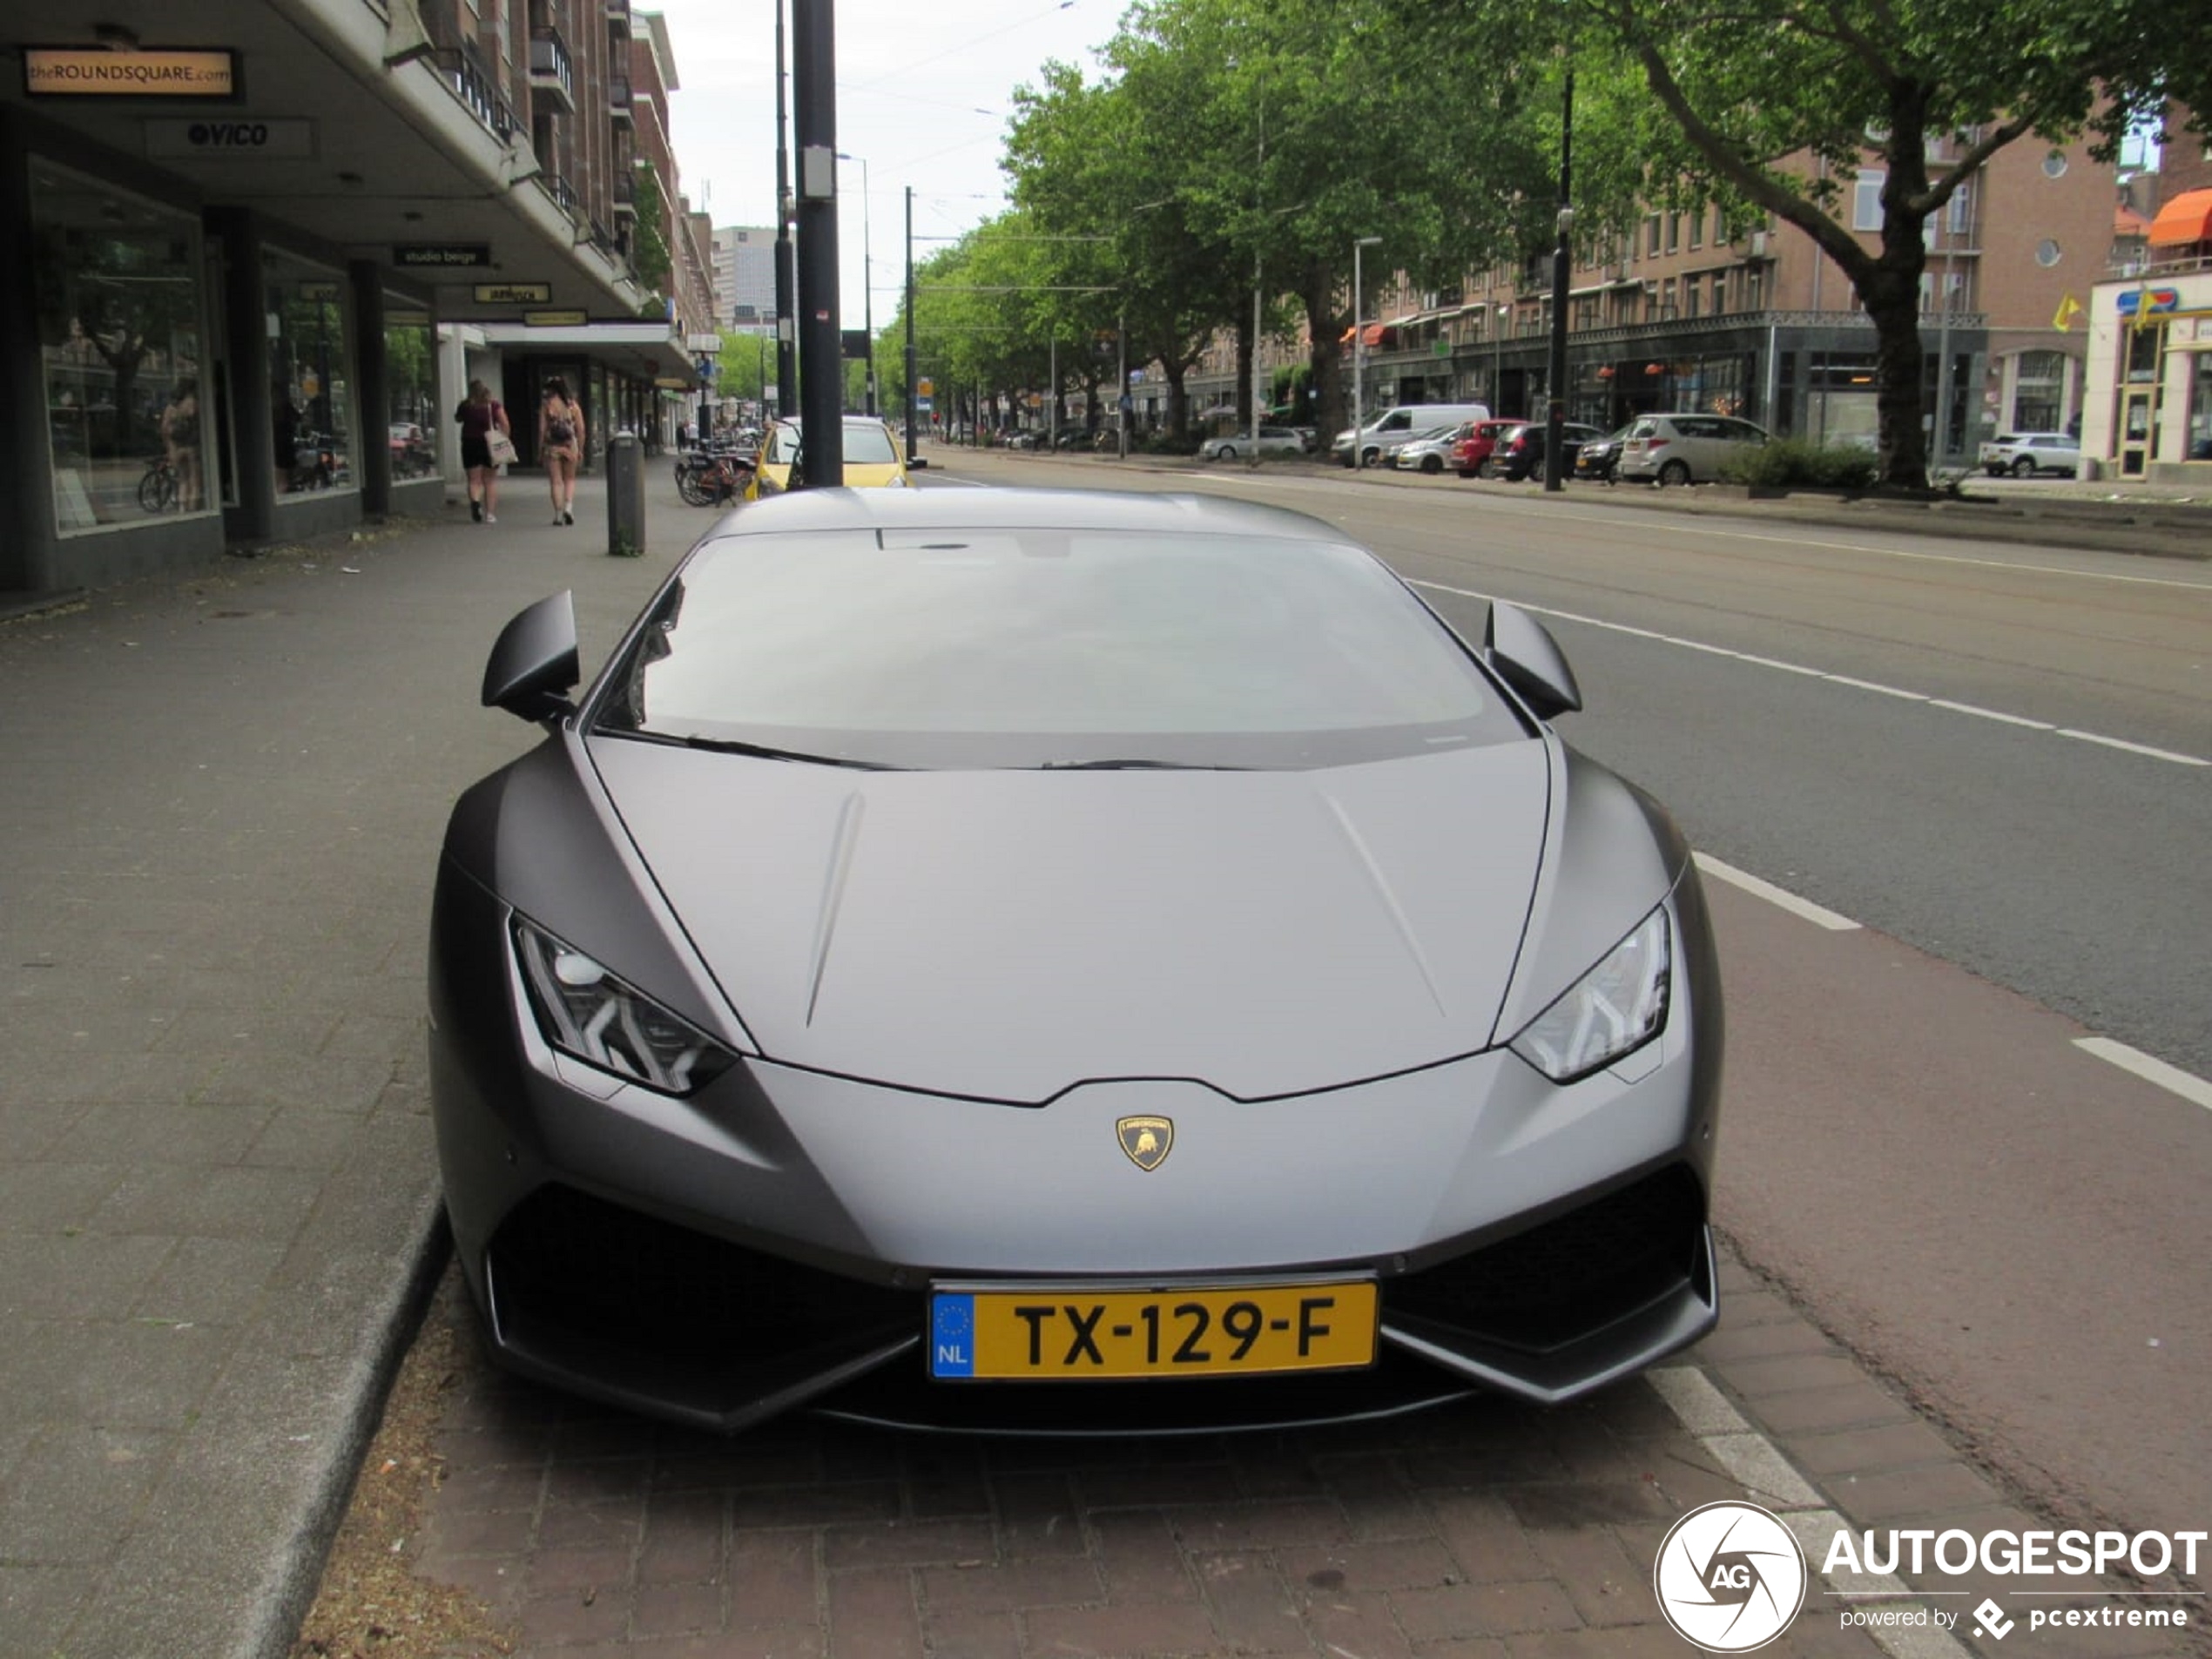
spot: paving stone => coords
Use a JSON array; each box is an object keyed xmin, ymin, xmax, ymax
[
  {"xmin": 913, "ymin": 1553, "xmax": 1103, "ymax": 1613},
  {"xmin": 1019, "ymin": 1595, "xmax": 1222, "ymax": 1657},
  {"xmin": 1392, "ymin": 1576, "xmax": 1583, "ymax": 1642},
  {"xmin": 821, "ymin": 1515, "xmax": 997, "ymax": 1571},
  {"xmin": 824, "ymin": 1565, "xmax": 925, "ymax": 1659}
]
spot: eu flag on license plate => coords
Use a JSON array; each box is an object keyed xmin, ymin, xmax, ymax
[{"xmin": 929, "ymin": 1294, "xmax": 975, "ymax": 1378}]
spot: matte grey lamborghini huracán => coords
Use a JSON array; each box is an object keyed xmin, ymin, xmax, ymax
[{"xmin": 429, "ymin": 487, "xmax": 1724, "ymax": 1434}]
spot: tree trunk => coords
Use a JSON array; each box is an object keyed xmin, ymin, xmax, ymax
[
  {"xmin": 1163, "ymin": 361, "xmax": 1190, "ymax": 442},
  {"xmin": 1302, "ymin": 260, "xmax": 1346, "ymax": 443},
  {"xmin": 1865, "ymin": 265, "xmax": 1932, "ymax": 490}
]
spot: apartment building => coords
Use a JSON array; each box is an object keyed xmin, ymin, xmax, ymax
[
  {"xmin": 1176, "ymin": 131, "xmax": 2132, "ymax": 460},
  {"xmin": 711, "ymin": 225, "xmax": 779, "ymax": 328},
  {"xmin": 2082, "ymin": 125, "xmax": 2212, "ymax": 480},
  {"xmin": 3, "ymin": 0, "xmax": 711, "ymax": 597}
]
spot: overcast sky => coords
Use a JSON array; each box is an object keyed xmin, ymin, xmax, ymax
[{"xmin": 653, "ymin": 0, "xmax": 1117, "ymax": 324}]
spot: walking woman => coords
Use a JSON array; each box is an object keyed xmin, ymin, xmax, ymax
[
  {"xmin": 455, "ymin": 379, "xmax": 510, "ymax": 523},
  {"xmin": 539, "ymin": 376, "xmax": 584, "ymax": 525}
]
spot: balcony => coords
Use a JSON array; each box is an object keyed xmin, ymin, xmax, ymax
[
  {"xmin": 536, "ymin": 171, "xmax": 580, "ymax": 220},
  {"xmin": 432, "ymin": 42, "xmax": 520, "ymax": 143},
  {"xmin": 608, "ymin": 73, "xmax": 631, "ymax": 125},
  {"xmin": 605, "ymin": 0, "xmax": 631, "ymax": 27},
  {"xmin": 612, "ymin": 169, "xmax": 636, "ymax": 217},
  {"xmin": 528, "ymin": 24, "xmax": 575, "ymax": 113}
]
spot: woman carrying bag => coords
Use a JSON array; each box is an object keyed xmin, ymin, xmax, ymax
[
  {"xmin": 455, "ymin": 380, "xmax": 514, "ymax": 523},
  {"xmin": 538, "ymin": 376, "xmax": 584, "ymax": 525}
]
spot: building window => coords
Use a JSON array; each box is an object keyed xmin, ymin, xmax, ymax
[
  {"xmin": 1710, "ymin": 270, "xmax": 1729, "ymax": 314},
  {"xmin": 1666, "ymin": 213, "xmax": 1680, "ymax": 254},
  {"xmin": 2125, "ymin": 323, "xmax": 2161, "ymax": 384},
  {"xmin": 1684, "ymin": 276, "xmax": 1702, "ymax": 319},
  {"xmin": 2011, "ymin": 350, "xmax": 2067, "ymax": 433},
  {"xmin": 2042, "ymin": 152, "xmax": 2068, "ymax": 179},
  {"xmin": 1947, "ymin": 182, "xmax": 1973, "ymax": 237},
  {"xmin": 1647, "ymin": 214, "xmax": 1662, "ymax": 256},
  {"xmin": 264, "ymin": 249, "xmax": 356, "ymax": 498},
  {"xmin": 31, "ymin": 161, "xmax": 213, "ymax": 532},
  {"xmin": 1852, "ymin": 170, "xmax": 1885, "ymax": 232},
  {"xmin": 1689, "ymin": 210, "xmax": 1703, "ymax": 251},
  {"xmin": 1744, "ymin": 266, "xmax": 1764, "ymax": 310},
  {"xmin": 385, "ymin": 299, "xmax": 437, "ymax": 480}
]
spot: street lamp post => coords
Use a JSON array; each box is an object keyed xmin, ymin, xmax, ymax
[
  {"xmin": 1494, "ymin": 303, "xmax": 1509, "ymax": 416},
  {"xmin": 837, "ymin": 150, "xmax": 874, "ymax": 415},
  {"xmin": 1352, "ymin": 234, "xmax": 1380, "ymax": 466}
]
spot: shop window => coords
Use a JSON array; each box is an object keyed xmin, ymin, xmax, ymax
[
  {"xmin": 30, "ymin": 160, "xmax": 212, "ymax": 532},
  {"xmin": 265, "ymin": 250, "xmax": 356, "ymax": 498},
  {"xmin": 385, "ymin": 300, "xmax": 438, "ymax": 481},
  {"xmin": 2188, "ymin": 353, "xmax": 2212, "ymax": 462},
  {"xmin": 2124, "ymin": 323, "xmax": 2162, "ymax": 385}
]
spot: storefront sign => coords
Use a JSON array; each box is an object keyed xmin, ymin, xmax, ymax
[
  {"xmin": 523, "ymin": 309, "xmax": 590, "ymax": 327},
  {"xmin": 472, "ymin": 281, "xmax": 552, "ymax": 306},
  {"xmin": 2117, "ymin": 287, "xmax": 2180, "ymax": 318},
  {"xmin": 26, "ymin": 47, "xmax": 238, "ymax": 98},
  {"xmin": 395, "ymin": 244, "xmax": 491, "ymax": 269},
  {"xmin": 144, "ymin": 117, "xmax": 312, "ymax": 158}
]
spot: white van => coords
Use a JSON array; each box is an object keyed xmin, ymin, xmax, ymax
[{"xmin": 1332, "ymin": 402, "xmax": 1493, "ymax": 468}]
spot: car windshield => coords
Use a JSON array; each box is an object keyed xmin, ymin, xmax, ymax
[
  {"xmin": 591, "ymin": 528, "xmax": 1524, "ymax": 770},
  {"xmin": 766, "ymin": 423, "xmax": 897, "ymax": 465}
]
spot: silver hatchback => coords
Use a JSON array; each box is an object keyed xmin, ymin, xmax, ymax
[{"xmin": 1617, "ymin": 414, "xmax": 1770, "ymax": 485}]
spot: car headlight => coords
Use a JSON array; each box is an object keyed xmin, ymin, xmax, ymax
[
  {"xmin": 514, "ymin": 917, "xmax": 735, "ymax": 1095},
  {"xmin": 1507, "ymin": 906, "xmax": 1670, "ymax": 1082}
]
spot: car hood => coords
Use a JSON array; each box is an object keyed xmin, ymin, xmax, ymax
[{"xmin": 587, "ymin": 738, "xmax": 1552, "ymax": 1103}]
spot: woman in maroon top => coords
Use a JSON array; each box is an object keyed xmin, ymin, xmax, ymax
[{"xmin": 455, "ymin": 380, "xmax": 510, "ymax": 523}]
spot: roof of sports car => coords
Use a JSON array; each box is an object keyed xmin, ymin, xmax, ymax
[{"xmin": 705, "ymin": 485, "xmax": 1343, "ymax": 543}]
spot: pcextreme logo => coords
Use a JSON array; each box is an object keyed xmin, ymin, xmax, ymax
[{"xmin": 1652, "ymin": 1501, "xmax": 1810, "ymax": 1652}]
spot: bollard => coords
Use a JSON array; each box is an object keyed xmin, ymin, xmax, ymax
[{"xmin": 605, "ymin": 429, "xmax": 645, "ymax": 557}]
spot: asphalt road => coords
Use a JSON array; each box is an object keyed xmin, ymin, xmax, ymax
[{"xmin": 921, "ymin": 448, "xmax": 2212, "ymax": 1542}]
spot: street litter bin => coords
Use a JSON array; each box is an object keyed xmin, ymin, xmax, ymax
[{"xmin": 606, "ymin": 430, "xmax": 644, "ymax": 556}]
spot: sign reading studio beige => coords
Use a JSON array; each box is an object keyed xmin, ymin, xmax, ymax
[{"xmin": 26, "ymin": 47, "xmax": 239, "ymax": 98}]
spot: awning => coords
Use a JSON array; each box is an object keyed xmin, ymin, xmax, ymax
[
  {"xmin": 2147, "ymin": 187, "xmax": 2212, "ymax": 247},
  {"xmin": 2114, "ymin": 203, "xmax": 2152, "ymax": 238}
]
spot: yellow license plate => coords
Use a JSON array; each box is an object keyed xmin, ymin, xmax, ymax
[{"xmin": 927, "ymin": 1280, "xmax": 1378, "ymax": 1379}]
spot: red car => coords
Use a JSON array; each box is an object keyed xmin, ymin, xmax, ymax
[{"xmin": 1450, "ymin": 419, "xmax": 1522, "ymax": 478}]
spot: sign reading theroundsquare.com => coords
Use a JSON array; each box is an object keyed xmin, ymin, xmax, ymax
[{"xmin": 26, "ymin": 48, "xmax": 238, "ymax": 98}]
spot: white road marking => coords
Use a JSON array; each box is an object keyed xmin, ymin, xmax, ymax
[
  {"xmin": 1927, "ymin": 699, "xmax": 2054, "ymax": 731},
  {"xmin": 1693, "ymin": 853, "xmax": 1863, "ymax": 931},
  {"xmin": 1407, "ymin": 579, "xmax": 2211, "ymax": 767},
  {"xmin": 2056, "ymin": 729, "xmax": 2211, "ymax": 767},
  {"xmin": 2074, "ymin": 1038, "xmax": 2212, "ymax": 1113}
]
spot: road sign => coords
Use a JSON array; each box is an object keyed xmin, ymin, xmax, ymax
[
  {"xmin": 916, "ymin": 397, "xmax": 934, "ymax": 414},
  {"xmin": 918, "ymin": 378, "xmax": 934, "ymax": 397}
]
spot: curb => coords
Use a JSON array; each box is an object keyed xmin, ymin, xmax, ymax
[{"xmin": 241, "ymin": 1191, "xmax": 453, "ymax": 1659}]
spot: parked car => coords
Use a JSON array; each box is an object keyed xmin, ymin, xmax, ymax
[
  {"xmin": 1388, "ymin": 426, "xmax": 1464, "ymax": 473},
  {"xmin": 435, "ymin": 486, "xmax": 1723, "ymax": 1433},
  {"xmin": 752, "ymin": 415, "xmax": 911, "ymax": 495},
  {"xmin": 1332, "ymin": 402, "xmax": 1494, "ymax": 468},
  {"xmin": 1978, "ymin": 432, "xmax": 2080, "ymax": 478},
  {"xmin": 1451, "ymin": 419, "xmax": 1522, "ymax": 478},
  {"xmin": 1616, "ymin": 414, "xmax": 1771, "ymax": 485},
  {"xmin": 1573, "ymin": 425, "xmax": 1637, "ymax": 484},
  {"xmin": 1490, "ymin": 421, "xmax": 1608, "ymax": 482},
  {"xmin": 1204, "ymin": 426, "xmax": 1306, "ymax": 462}
]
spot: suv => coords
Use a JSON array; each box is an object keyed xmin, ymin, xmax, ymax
[
  {"xmin": 1978, "ymin": 432, "xmax": 2080, "ymax": 478},
  {"xmin": 1617, "ymin": 413, "xmax": 1770, "ymax": 485}
]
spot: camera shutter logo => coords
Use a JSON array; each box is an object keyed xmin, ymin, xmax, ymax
[{"xmin": 1652, "ymin": 1500, "xmax": 1808, "ymax": 1651}]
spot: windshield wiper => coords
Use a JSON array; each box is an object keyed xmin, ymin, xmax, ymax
[
  {"xmin": 612, "ymin": 730, "xmax": 900, "ymax": 770},
  {"xmin": 1033, "ymin": 759, "xmax": 1248, "ymax": 771}
]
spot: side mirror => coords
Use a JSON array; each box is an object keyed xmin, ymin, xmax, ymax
[
  {"xmin": 908, "ymin": 456, "xmax": 929, "ymax": 469},
  {"xmin": 482, "ymin": 590, "xmax": 579, "ymax": 724},
  {"xmin": 1484, "ymin": 602, "xmax": 1583, "ymax": 719}
]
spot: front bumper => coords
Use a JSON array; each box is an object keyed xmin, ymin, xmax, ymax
[{"xmin": 428, "ymin": 860, "xmax": 1723, "ymax": 1433}]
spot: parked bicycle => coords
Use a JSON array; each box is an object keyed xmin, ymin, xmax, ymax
[
  {"xmin": 675, "ymin": 443, "xmax": 756, "ymax": 507},
  {"xmin": 138, "ymin": 455, "xmax": 179, "ymax": 513}
]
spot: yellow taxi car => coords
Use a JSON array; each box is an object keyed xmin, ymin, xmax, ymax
[{"xmin": 751, "ymin": 415, "xmax": 910, "ymax": 496}]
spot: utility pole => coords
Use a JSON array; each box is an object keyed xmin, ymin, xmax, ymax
[
  {"xmin": 903, "ymin": 184, "xmax": 918, "ymax": 465},
  {"xmin": 1543, "ymin": 68, "xmax": 1574, "ymax": 493},
  {"xmin": 772, "ymin": 0, "xmax": 797, "ymax": 421},
  {"xmin": 792, "ymin": 0, "xmax": 841, "ymax": 483}
]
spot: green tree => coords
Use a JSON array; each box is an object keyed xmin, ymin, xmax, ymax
[
  {"xmin": 1420, "ymin": 0, "xmax": 2212, "ymax": 486},
  {"xmin": 630, "ymin": 160, "xmax": 672, "ymax": 313}
]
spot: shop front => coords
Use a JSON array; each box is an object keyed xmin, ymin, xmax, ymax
[{"xmin": 2080, "ymin": 269, "xmax": 2212, "ymax": 481}]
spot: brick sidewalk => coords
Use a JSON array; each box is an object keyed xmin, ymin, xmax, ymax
[{"xmin": 0, "ymin": 467, "xmax": 721, "ymax": 1657}]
